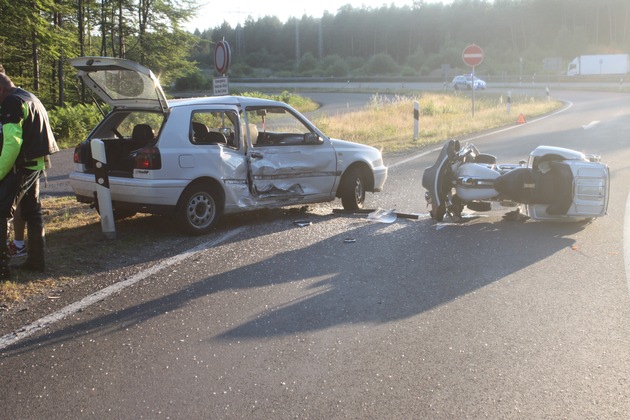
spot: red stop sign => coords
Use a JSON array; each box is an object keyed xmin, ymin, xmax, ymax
[{"xmin": 462, "ymin": 44, "xmax": 484, "ymax": 67}]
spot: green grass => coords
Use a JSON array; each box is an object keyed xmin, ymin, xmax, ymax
[{"xmin": 313, "ymin": 92, "xmax": 563, "ymax": 153}]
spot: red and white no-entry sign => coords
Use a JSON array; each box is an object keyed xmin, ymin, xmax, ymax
[
  {"xmin": 214, "ymin": 40, "xmax": 231, "ymax": 75},
  {"xmin": 462, "ymin": 44, "xmax": 484, "ymax": 67}
]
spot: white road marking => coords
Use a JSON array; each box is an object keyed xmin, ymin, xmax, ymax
[
  {"xmin": 582, "ymin": 121, "xmax": 600, "ymax": 129},
  {"xmin": 0, "ymin": 227, "xmax": 246, "ymax": 351}
]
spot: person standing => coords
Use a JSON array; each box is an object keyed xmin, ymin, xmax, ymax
[
  {"xmin": 0, "ymin": 65, "xmax": 27, "ymax": 259},
  {"xmin": 0, "ymin": 72, "xmax": 59, "ymax": 279}
]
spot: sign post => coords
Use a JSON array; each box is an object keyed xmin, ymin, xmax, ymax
[
  {"xmin": 213, "ymin": 39, "xmax": 231, "ymax": 96},
  {"xmin": 462, "ymin": 44, "xmax": 484, "ymax": 117}
]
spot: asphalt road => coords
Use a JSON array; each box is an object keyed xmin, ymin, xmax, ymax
[{"xmin": 2, "ymin": 89, "xmax": 630, "ymax": 418}]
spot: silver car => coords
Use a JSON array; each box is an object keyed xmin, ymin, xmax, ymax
[
  {"xmin": 452, "ymin": 74, "xmax": 486, "ymax": 90},
  {"xmin": 69, "ymin": 57, "xmax": 388, "ymax": 235}
]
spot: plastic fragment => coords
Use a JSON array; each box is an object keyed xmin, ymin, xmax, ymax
[{"xmin": 367, "ymin": 208, "xmax": 397, "ymax": 223}]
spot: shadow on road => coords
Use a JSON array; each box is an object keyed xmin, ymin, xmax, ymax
[{"xmin": 1, "ymin": 210, "xmax": 587, "ymax": 355}]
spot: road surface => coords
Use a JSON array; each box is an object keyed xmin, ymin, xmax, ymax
[{"xmin": 1, "ymin": 89, "xmax": 629, "ymax": 418}]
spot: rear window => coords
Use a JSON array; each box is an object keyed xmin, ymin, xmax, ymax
[{"xmin": 89, "ymin": 110, "xmax": 164, "ymax": 141}]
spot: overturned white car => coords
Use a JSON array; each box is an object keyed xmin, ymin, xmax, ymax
[{"xmin": 69, "ymin": 57, "xmax": 388, "ymax": 235}]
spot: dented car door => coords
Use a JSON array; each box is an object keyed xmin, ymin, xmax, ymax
[{"xmin": 244, "ymin": 106, "xmax": 337, "ymax": 204}]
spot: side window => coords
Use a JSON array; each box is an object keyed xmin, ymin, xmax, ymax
[
  {"xmin": 96, "ymin": 111, "xmax": 162, "ymax": 139},
  {"xmin": 245, "ymin": 106, "xmax": 322, "ymax": 147},
  {"xmin": 190, "ymin": 110, "xmax": 239, "ymax": 148}
]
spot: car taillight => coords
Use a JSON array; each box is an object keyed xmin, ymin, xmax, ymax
[
  {"xmin": 73, "ymin": 144, "xmax": 83, "ymax": 163},
  {"xmin": 134, "ymin": 146, "xmax": 162, "ymax": 170}
]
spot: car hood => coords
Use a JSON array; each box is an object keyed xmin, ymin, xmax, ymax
[
  {"xmin": 69, "ymin": 56, "xmax": 168, "ymax": 114},
  {"xmin": 330, "ymin": 138, "xmax": 383, "ymax": 161}
]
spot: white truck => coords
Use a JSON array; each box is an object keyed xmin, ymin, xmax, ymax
[{"xmin": 567, "ymin": 54, "xmax": 629, "ymax": 76}]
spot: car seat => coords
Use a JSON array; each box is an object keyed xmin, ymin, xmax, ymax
[
  {"xmin": 131, "ymin": 124, "xmax": 155, "ymax": 149},
  {"xmin": 247, "ymin": 123, "xmax": 258, "ymax": 145},
  {"xmin": 192, "ymin": 121, "xmax": 209, "ymax": 143}
]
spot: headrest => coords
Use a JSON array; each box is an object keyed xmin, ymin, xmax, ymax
[
  {"xmin": 248, "ymin": 124, "xmax": 258, "ymax": 144},
  {"xmin": 132, "ymin": 124, "xmax": 154, "ymax": 142}
]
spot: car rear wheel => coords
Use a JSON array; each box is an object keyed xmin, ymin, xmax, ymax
[
  {"xmin": 175, "ymin": 184, "xmax": 222, "ymax": 235},
  {"xmin": 340, "ymin": 167, "xmax": 366, "ymax": 210}
]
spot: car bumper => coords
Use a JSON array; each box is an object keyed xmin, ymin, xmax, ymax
[
  {"xmin": 69, "ymin": 172, "xmax": 187, "ymax": 206},
  {"xmin": 372, "ymin": 166, "xmax": 388, "ymax": 192}
]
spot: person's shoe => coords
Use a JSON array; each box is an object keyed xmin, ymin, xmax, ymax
[
  {"xmin": 8, "ymin": 241, "xmax": 27, "ymax": 258},
  {"xmin": 13, "ymin": 259, "xmax": 45, "ymax": 273}
]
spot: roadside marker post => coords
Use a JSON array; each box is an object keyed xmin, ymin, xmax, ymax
[
  {"xmin": 413, "ymin": 101, "xmax": 420, "ymax": 141},
  {"xmin": 507, "ymin": 91, "xmax": 512, "ymax": 114},
  {"xmin": 91, "ymin": 139, "xmax": 116, "ymax": 239}
]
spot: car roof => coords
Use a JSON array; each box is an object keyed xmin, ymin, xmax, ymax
[{"xmin": 168, "ymin": 95, "xmax": 286, "ymax": 110}]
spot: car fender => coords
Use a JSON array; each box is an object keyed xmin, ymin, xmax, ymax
[{"xmin": 329, "ymin": 138, "xmax": 386, "ymax": 193}]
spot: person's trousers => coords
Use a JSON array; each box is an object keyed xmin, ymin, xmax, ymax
[{"xmin": 0, "ymin": 168, "xmax": 44, "ymax": 275}]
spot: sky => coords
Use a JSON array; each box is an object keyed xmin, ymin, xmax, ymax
[{"xmin": 186, "ymin": 1, "xmax": 449, "ymax": 32}]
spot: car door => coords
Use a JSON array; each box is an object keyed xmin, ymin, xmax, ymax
[{"xmin": 244, "ymin": 105, "xmax": 337, "ymax": 204}]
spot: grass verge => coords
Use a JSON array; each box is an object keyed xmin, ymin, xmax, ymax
[{"xmin": 313, "ymin": 92, "xmax": 563, "ymax": 152}]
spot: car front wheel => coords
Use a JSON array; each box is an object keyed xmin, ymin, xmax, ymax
[
  {"xmin": 176, "ymin": 184, "xmax": 222, "ymax": 235},
  {"xmin": 340, "ymin": 167, "xmax": 366, "ymax": 210}
]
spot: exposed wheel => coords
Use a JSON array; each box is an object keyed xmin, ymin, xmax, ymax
[
  {"xmin": 448, "ymin": 195, "xmax": 465, "ymax": 222},
  {"xmin": 340, "ymin": 167, "xmax": 366, "ymax": 210},
  {"xmin": 430, "ymin": 202, "xmax": 446, "ymax": 222},
  {"xmin": 175, "ymin": 184, "xmax": 222, "ymax": 235}
]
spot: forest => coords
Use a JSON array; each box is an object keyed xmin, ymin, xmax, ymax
[{"xmin": 0, "ymin": 0, "xmax": 629, "ymax": 109}]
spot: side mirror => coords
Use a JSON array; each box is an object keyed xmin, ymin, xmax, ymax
[{"xmin": 303, "ymin": 133, "xmax": 322, "ymax": 144}]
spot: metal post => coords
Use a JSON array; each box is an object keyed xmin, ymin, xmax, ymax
[
  {"xmin": 472, "ymin": 67, "xmax": 476, "ymax": 117},
  {"xmin": 90, "ymin": 139, "xmax": 116, "ymax": 239},
  {"xmin": 413, "ymin": 101, "xmax": 420, "ymax": 141}
]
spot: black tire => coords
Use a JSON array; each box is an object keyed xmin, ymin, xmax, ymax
[
  {"xmin": 430, "ymin": 202, "xmax": 446, "ymax": 222},
  {"xmin": 175, "ymin": 184, "xmax": 222, "ymax": 235},
  {"xmin": 340, "ymin": 167, "xmax": 366, "ymax": 210}
]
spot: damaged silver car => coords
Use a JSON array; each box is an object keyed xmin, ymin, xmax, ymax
[{"xmin": 69, "ymin": 57, "xmax": 388, "ymax": 235}]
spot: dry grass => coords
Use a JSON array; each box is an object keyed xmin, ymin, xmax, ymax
[
  {"xmin": 0, "ymin": 197, "xmax": 185, "ymax": 309},
  {"xmin": 0, "ymin": 197, "xmax": 101, "ymax": 307},
  {"xmin": 0, "ymin": 92, "xmax": 563, "ymax": 309},
  {"xmin": 313, "ymin": 92, "xmax": 563, "ymax": 153}
]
